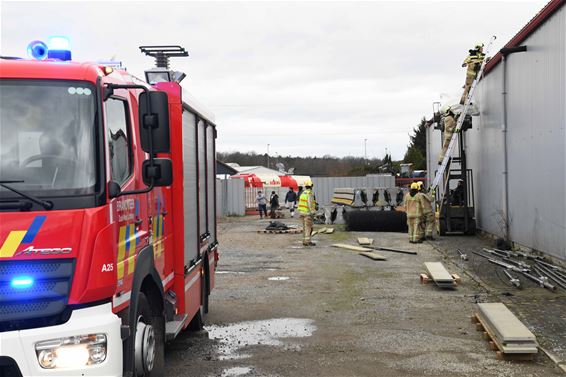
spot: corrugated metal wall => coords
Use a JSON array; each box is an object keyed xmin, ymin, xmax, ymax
[
  {"xmin": 216, "ymin": 178, "xmax": 246, "ymax": 216},
  {"xmin": 312, "ymin": 175, "xmax": 396, "ymax": 205},
  {"xmin": 427, "ymin": 6, "xmax": 566, "ymax": 260}
]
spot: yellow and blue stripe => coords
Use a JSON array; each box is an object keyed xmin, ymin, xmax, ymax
[{"xmin": 0, "ymin": 216, "xmax": 46, "ymax": 258}]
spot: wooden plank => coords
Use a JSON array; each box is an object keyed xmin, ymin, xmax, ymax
[
  {"xmin": 357, "ymin": 237, "xmax": 374, "ymax": 246},
  {"xmin": 325, "ymin": 228, "xmax": 334, "ymax": 234},
  {"xmin": 332, "ymin": 243, "xmax": 374, "ymax": 252},
  {"xmin": 359, "ymin": 252, "xmax": 387, "ymax": 261}
]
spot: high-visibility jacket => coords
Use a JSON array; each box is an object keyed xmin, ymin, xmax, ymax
[
  {"xmin": 298, "ymin": 189, "xmax": 316, "ymax": 215},
  {"xmin": 444, "ymin": 115, "xmax": 456, "ymax": 134},
  {"xmin": 404, "ymin": 192, "xmax": 422, "ymax": 219},
  {"xmin": 463, "ymin": 53, "xmax": 485, "ymax": 76},
  {"xmin": 417, "ymin": 192, "xmax": 434, "ymax": 215}
]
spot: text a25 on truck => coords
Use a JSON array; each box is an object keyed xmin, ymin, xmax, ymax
[{"xmin": 0, "ymin": 41, "xmax": 218, "ymax": 376}]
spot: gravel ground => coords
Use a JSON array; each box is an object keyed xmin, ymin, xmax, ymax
[{"xmin": 164, "ymin": 216, "xmax": 564, "ymax": 376}]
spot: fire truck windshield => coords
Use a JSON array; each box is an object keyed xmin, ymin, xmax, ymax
[{"xmin": 0, "ymin": 80, "xmax": 97, "ymax": 199}]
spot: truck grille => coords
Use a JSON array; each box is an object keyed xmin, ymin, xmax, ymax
[{"xmin": 0, "ymin": 259, "xmax": 74, "ymax": 332}]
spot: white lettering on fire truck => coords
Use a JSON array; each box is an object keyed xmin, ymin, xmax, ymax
[
  {"xmin": 101, "ymin": 263, "xmax": 114, "ymax": 272},
  {"xmin": 15, "ymin": 246, "xmax": 73, "ymax": 256}
]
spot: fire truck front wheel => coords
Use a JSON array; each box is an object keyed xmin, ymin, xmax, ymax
[{"xmin": 134, "ymin": 292, "xmax": 164, "ymax": 377}]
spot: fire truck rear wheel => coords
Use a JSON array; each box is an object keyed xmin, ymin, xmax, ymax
[{"xmin": 134, "ymin": 292, "xmax": 164, "ymax": 377}]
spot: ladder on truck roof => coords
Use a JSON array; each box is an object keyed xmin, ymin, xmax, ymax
[{"xmin": 431, "ymin": 35, "xmax": 496, "ymax": 197}]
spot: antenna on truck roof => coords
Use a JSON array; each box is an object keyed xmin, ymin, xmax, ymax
[{"xmin": 139, "ymin": 45, "xmax": 188, "ymax": 69}]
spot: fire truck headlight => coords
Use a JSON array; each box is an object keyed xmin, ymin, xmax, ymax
[{"xmin": 35, "ymin": 334, "xmax": 107, "ymax": 369}]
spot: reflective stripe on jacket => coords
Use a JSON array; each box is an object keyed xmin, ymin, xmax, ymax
[
  {"xmin": 298, "ymin": 189, "xmax": 316, "ymax": 214},
  {"xmin": 404, "ymin": 192, "xmax": 422, "ymax": 219}
]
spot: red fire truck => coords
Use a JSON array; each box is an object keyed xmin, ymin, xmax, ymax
[{"xmin": 0, "ymin": 41, "xmax": 218, "ymax": 376}]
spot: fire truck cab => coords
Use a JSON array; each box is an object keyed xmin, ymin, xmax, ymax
[{"xmin": 0, "ymin": 42, "xmax": 218, "ymax": 376}]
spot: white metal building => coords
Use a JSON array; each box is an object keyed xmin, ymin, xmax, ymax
[{"xmin": 427, "ymin": 0, "xmax": 566, "ymax": 261}]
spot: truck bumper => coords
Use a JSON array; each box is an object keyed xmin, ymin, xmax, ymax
[{"xmin": 1, "ymin": 302, "xmax": 122, "ymax": 376}]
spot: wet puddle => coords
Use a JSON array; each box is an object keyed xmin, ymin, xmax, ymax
[
  {"xmin": 207, "ymin": 318, "xmax": 316, "ymax": 360},
  {"xmin": 220, "ymin": 366, "xmax": 253, "ymax": 376},
  {"xmin": 217, "ymin": 271, "xmax": 247, "ymax": 275},
  {"xmin": 268, "ymin": 276, "xmax": 290, "ymax": 281}
]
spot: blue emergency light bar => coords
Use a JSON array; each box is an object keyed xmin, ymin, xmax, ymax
[
  {"xmin": 11, "ymin": 276, "xmax": 34, "ymax": 289},
  {"xmin": 27, "ymin": 36, "xmax": 72, "ymax": 61}
]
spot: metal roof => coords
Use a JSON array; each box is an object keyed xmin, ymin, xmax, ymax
[{"xmin": 484, "ymin": 0, "xmax": 565, "ymax": 76}]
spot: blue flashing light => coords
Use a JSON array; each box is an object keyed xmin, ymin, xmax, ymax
[
  {"xmin": 11, "ymin": 277, "xmax": 34, "ymax": 289},
  {"xmin": 47, "ymin": 36, "xmax": 72, "ymax": 61},
  {"xmin": 47, "ymin": 36, "xmax": 70, "ymax": 50},
  {"xmin": 27, "ymin": 40, "xmax": 48, "ymax": 60}
]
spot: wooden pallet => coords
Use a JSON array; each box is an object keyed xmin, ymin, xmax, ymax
[
  {"xmin": 420, "ymin": 273, "xmax": 461, "ymax": 285},
  {"xmin": 471, "ymin": 314, "xmax": 537, "ymax": 361},
  {"xmin": 258, "ymin": 228, "xmax": 302, "ymax": 234}
]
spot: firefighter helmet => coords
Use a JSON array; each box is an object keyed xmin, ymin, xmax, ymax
[
  {"xmin": 410, "ymin": 182, "xmax": 419, "ymax": 190},
  {"xmin": 305, "ymin": 180, "xmax": 313, "ymax": 187}
]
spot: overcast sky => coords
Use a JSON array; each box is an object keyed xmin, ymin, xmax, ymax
[{"xmin": 1, "ymin": 1, "xmax": 548, "ymax": 159}]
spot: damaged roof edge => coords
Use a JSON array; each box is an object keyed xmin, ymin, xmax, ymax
[{"xmin": 483, "ymin": 0, "xmax": 565, "ymax": 76}]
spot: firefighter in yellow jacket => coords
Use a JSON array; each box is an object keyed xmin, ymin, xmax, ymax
[
  {"xmin": 438, "ymin": 107, "xmax": 457, "ymax": 164},
  {"xmin": 298, "ymin": 180, "xmax": 317, "ymax": 246},
  {"xmin": 461, "ymin": 43, "xmax": 485, "ymax": 104},
  {"xmin": 404, "ymin": 183, "xmax": 423, "ymax": 243},
  {"xmin": 417, "ymin": 181, "xmax": 435, "ymax": 240}
]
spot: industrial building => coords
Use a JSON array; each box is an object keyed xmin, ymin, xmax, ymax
[{"xmin": 427, "ymin": 0, "xmax": 565, "ymax": 261}]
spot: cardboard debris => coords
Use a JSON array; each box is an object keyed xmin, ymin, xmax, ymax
[{"xmin": 357, "ymin": 237, "xmax": 374, "ymax": 246}]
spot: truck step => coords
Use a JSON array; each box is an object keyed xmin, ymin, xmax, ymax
[{"xmin": 165, "ymin": 314, "xmax": 189, "ymax": 341}]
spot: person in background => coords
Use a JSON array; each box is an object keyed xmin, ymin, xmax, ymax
[
  {"xmin": 256, "ymin": 191, "xmax": 268, "ymax": 219},
  {"xmin": 285, "ymin": 187, "xmax": 297, "ymax": 218},
  {"xmin": 269, "ymin": 191, "xmax": 279, "ymax": 219},
  {"xmin": 297, "ymin": 181, "xmax": 317, "ymax": 246},
  {"xmin": 452, "ymin": 180, "xmax": 465, "ymax": 206},
  {"xmin": 404, "ymin": 182, "xmax": 423, "ymax": 243},
  {"xmin": 417, "ymin": 181, "xmax": 435, "ymax": 240}
]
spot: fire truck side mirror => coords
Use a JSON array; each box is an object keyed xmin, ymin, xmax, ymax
[
  {"xmin": 142, "ymin": 158, "xmax": 173, "ymax": 187},
  {"xmin": 108, "ymin": 181, "xmax": 121, "ymax": 198},
  {"xmin": 138, "ymin": 91, "xmax": 170, "ymax": 154}
]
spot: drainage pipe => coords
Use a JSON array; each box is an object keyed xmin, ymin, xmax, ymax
[{"xmin": 500, "ymin": 45, "xmax": 527, "ymax": 244}]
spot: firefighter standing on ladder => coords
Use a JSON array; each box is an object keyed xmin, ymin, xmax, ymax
[
  {"xmin": 438, "ymin": 106, "xmax": 457, "ymax": 164},
  {"xmin": 298, "ymin": 180, "xmax": 317, "ymax": 246},
  {"xmin": 460, "ymin": 43, "xmax": 485, "ymax": 104}
]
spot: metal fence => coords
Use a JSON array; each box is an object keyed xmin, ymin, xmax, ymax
[
  {"xmin": 216, "ymin": 178, "xmax": 245, "ymax": 216},
  {"xmin": 218, "ymin": 175, "xmax": 396, "ymax": 215}
]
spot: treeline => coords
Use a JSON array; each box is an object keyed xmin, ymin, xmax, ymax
[
  {"xmin": 219, "ymin": 117, "xmax": 428, "ymax": 177},
  {"xmin": 217, "ymin": 151, "xmax": 385, "ymax": 177}
]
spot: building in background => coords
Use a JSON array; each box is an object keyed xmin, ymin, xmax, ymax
[{"xmin": 427, "ymin": 0, "xmax": 565, "ymax": 261}]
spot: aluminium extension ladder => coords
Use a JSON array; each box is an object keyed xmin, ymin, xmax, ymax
[{"xmin": 431, "ymin": 35, "xmax": 497, "ymax": 198}]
